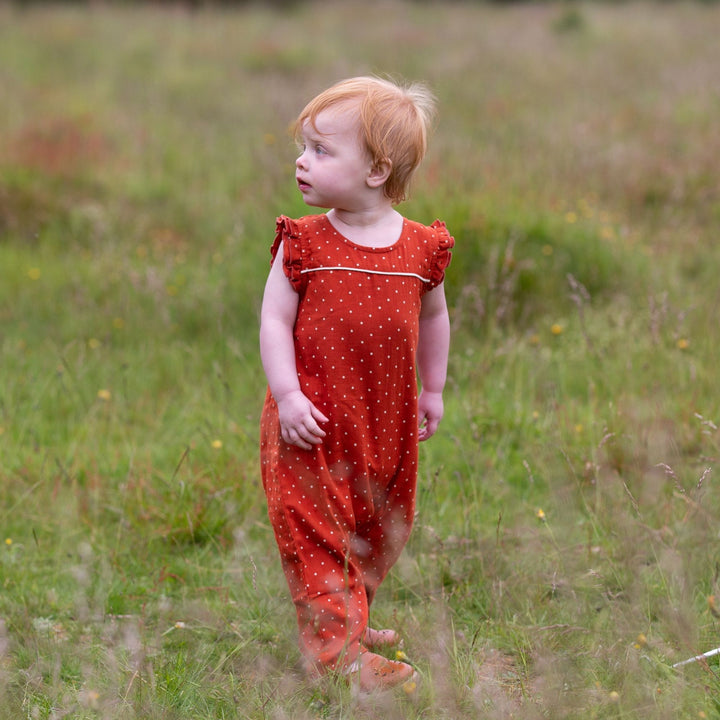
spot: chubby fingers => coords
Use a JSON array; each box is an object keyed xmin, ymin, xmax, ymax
[
  {"xmin": 281, "ymin": 403, "xmax": 329, "ymax": 450},
  {"xmin": 418, "ymin": 413, "xmax": 440, "ymax": 442},
  {"xmin": 417, "ymin": 390, "xmax": 444, "ymax": 442},
  {"xmin": 282, "ymin": 420, "xmax": 324, "ymax": 450},
  {"xmin": 310, "ymin": 404, "xmax": 330, "ymax": 426}
]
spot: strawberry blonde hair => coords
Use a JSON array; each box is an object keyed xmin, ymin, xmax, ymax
[{"xmin": 293, "ymin": 76, "xmax": 436, "ymax": 205}]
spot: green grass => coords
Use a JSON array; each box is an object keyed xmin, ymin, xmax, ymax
[{"xmin": 2, "ymin": 1, "xmax": 720, "ymax": 717}]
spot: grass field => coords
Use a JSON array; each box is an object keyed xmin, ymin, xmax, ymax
[{"xmin": 1, "ymin": 1, "xmax": 720, "ymax": 717}]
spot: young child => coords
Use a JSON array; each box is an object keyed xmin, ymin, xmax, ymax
[{"xmin": 259, "ymin": 76, "xmax": 453, "ymax": 691}]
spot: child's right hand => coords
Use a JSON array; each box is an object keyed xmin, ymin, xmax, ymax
[{"xmin": 276, "ymin": 390, "xmax": 329, "ymax": 450}]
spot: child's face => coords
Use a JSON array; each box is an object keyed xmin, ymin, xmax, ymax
[{"xmin": 295, "ymin": 104, "xmax": 375, "ymax": 210}]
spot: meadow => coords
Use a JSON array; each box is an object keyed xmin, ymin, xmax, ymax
[{"xmin": 1, "ymin": 1, "xmax": 719, "ymax": 717}]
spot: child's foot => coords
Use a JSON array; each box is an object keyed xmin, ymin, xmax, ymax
[
  {"xmin": 349, "ymin": 648, "xmax": 416, "ymax": 692},
  {"xmin": 363, "ymin": 627, "xmax": 401, "ymax": 650}
]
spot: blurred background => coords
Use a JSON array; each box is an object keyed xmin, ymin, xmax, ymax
[{"xmin": 1, "ymin": 2, "xmax": 720, "ymax": 717}]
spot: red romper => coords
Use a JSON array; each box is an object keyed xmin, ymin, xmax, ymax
[{"xmin": 260, "ymin": 214, "xmax": 453, "ymax": 671}]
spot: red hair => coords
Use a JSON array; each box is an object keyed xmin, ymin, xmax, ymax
[{"xmin": 294, "ymin": 76, "xmax": 436, "ymax": 205}]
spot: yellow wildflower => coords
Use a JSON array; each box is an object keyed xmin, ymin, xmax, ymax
[
  {"xmin": 78, "ymin": 689, "xmax": 100, "ymax": 710},
  {"xmin": 708, "ymin": 595, "xmax": 720, "ymax": 618},
  {"xmin": 601, "ymin": 226, "xmax": 616, "ymax": 241},
  {"xmin": 402, "ymin": 680, "xmax": 417, "ymax": 695}
]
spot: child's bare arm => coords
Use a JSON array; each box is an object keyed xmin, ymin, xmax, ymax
[
  {"xmin": 417, "ymin": 283, "xmax": 450, "ymax": 441},
  {"xmin": 260, "ymin": 244, "xmax": 328, "ymax": 449}
]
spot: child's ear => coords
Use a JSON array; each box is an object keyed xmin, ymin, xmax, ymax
[{"xmin": 367, "ymin": 158, "xmax": 392, "ymax": 188}]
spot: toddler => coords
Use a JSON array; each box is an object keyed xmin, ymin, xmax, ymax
[{"xmin": 259, "ymin": 76, "xmax": 453, "ymax": 691}]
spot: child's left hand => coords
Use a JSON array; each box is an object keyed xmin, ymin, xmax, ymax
[{"xmin": 417, "ymin": 390, "xmax": 444, "ymax": 441}]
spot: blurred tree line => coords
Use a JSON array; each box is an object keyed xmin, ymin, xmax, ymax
[
  {"xmin": 8, "ymin": 0, "xmax": 719, "ymax": 7},
  {"xmin": 1, "ymin": 0, "xmax": 630, "ymax": 7}
]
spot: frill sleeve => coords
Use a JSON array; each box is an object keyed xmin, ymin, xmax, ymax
[
  {"xmin": 426, "ymin": 219, "xmax": 454, "ymax": 290},
  {"xmin": 270, "ymin": 215, "xmax": 304, "ymax": 292}
]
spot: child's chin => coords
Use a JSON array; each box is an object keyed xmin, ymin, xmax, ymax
[{"xmin": 303, "ymin": 198, "xmax": 330, "ymax": 210}]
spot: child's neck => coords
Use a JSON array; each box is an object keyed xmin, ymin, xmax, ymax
[{"xmin": 327, "ymin": 206, "xmax": 404, "ymax": 249}]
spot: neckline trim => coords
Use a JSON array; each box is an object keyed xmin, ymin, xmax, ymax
[{"xmin": 322, "ymin": 214, "xmax": 406, "ymax": 253}]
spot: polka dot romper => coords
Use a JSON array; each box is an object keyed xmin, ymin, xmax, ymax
[{"xmin": 260, "ymin": 214, "xmax": 453, "ymax": 672}]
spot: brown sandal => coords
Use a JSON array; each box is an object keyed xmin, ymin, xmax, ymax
[{"xmin": 347, "ymin": 648, "xmax": 416, "ymax": 692}]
